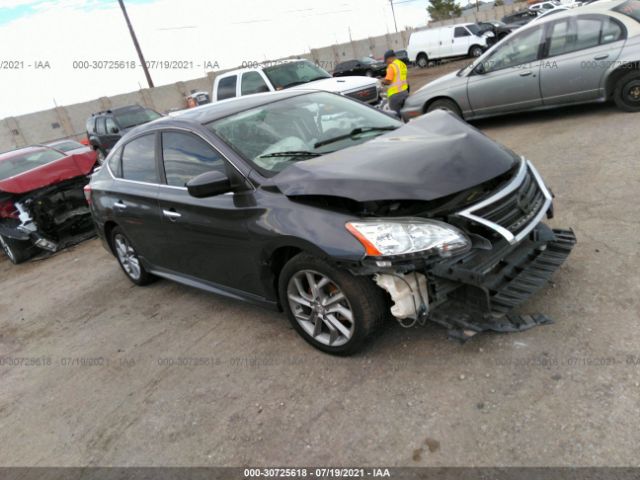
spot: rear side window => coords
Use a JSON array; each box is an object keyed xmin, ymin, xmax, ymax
[
  {"xmin": 241, "ymin": 72, "xmax": 269, "ymax": 95},
  {"xmin": 217, "ymin": 76, "xmax": 237, "ymax": 100},
  {"xmin": 601, "ymin": 17, "xmax": 624, "ymax": 43},
  {"xmin": 105, "ymin": 117, "xmax": 118, "ymax": 134},
  {"xmin": 613, "ymin": 0, "xmax": 640, "ymax": 23},
  {"xmin": 86, "ymin": 117, "xmax": 95, "ymax": 133},
  {"xmin": 161, "ymin": 132, "xmax": 226, "ymax": 187},
  {"xmin": 548, "ymin": 16, "xmax": 624, "ymax": 57},
  {"xmin": 121, "ymin": 134, "xmax": 157, "ymax": 183},
  {"xmin": 454, "ymin": 27, "xmax": 470, "ymax": 37},
  {"xmin": 108, "ymin": 147, "xmax": 123, "ymax": 178}
]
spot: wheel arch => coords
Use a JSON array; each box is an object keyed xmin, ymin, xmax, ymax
[
  {"xmin": 103, "ymin": 220, "xmax": 119, "ymax": 256},
  {"xmin": 422, "ymin": 95, "xmax": 463, "ymax": 115},
  {"xmin": 605, "ymin": 61, "xmax": 640, "ymax": 98}
]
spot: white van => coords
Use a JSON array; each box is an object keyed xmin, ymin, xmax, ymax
[{"xmin": 407, "ymin": 23, "xmax": 491, "ymax": 67}]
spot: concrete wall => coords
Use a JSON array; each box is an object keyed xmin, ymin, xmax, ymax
[{"xmin": 0, "ymin": 1, "xmax": 526, "ymax": 152}]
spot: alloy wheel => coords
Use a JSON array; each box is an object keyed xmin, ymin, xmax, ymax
[
  {"xmin": 114, "ymin": 234, "xmax": 141, "ymax": 281},
  {"xmin": 0, "ymin": 235, "xmax": 16, "ymax": 263},
  {"xmin": 624, "ymin": 80, "xmax": 640, "ymax": 105},
  {"xmin": 287, "ymin": 269, "xmax": 355, "ymax": 347}
]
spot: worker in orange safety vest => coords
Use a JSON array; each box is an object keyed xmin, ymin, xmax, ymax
[{"xmin": 381, "ymin": 49, "xmax": 409, "ymax": 116}]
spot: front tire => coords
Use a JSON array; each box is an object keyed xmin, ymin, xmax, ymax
[
  {"xmin": 614, "ymin": 70, "xmax": 640, "ymax": 112},
  {"xmin": 0, "ymin": 234, "xmax": 35, "ymax": 264},
  {"xmin": 469, "ymin": 45, "xmax": 484, "ymax": 58},
  {"xmin": 110, "ymin": 227, "xmax": 155, "ymax": 286},
  {"xmin": 427, "ymin": 98, "xmax": 462, "ymax": 117},
  {"xmin": 279, "ymin": 253, "xmax": 386, "ymax": 355}
]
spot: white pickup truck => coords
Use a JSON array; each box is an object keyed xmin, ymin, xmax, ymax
[{"xmin": 212, "ymin": 59, "xmax": 381, "ymax": 106}]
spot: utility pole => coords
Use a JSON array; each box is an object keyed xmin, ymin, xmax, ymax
[
  {"xmin": 118, "ymin": 0, "xmax": 154, "ymax": 88},
  {"xmin": 389, "ymin": 0, "xmax": 398, "ymax": 33}
]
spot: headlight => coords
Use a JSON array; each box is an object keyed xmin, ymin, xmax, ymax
[{"xmin": 346, "ymin": 219, "xmax": 470, "ymax": 258}]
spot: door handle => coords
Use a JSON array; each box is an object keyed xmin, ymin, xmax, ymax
[
  {"xmin": 162, "ymin": 209, "xmax": 182, "ymax": 221},
  {"xmin": 519, "ymin": 71, "xmax": 533, "ymax": 77},
  {"xmin": 114, "ymin": 201, "xmax": 127, "ymax": 209},
  {"xmin": 594, "ymin": 54, "xmax": 609, "ymax": 60}
]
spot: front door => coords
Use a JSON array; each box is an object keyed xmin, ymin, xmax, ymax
[
  {"xmin": 467, "ymin": 25, "xmax": 546, "ymax": 116},
  {"xmin": 154, "ymin": 130, "xmax": 261, "ymax": 295}
]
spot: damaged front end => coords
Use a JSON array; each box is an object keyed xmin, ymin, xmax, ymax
[
  {"xmin": 346, "ymin": 157, "xmax": 576, "ymax": 341},
  {"xmin": 0, "ymin": 176, "xmax": 95, "ymax": 257}
]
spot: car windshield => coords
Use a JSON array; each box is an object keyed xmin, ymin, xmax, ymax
[
  {"xmin": 115, "ymin": 108, "xmax": 162, "ymax": 129},
  {"xmin": 207, "ymin": 92, "xmax": 401, "ymax": 176},
  {"xmin": 0, "ymin": 149, "xmax": 65, "ymax": 180},
  {"xmin": 262, "ymin": 61, "xmax": 331, "ymax": 89},
  {"xmin": 613, "ymin": 0, "xmax": 640, "ymax": 22},
  {"xmin": 466, "ymin": 24, "xmax": 481, "ymax": 35}
]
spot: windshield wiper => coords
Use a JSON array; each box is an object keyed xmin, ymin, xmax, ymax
[
  {"xmin": 258, "ymin": 150, "xmax": 322, "ymax": 159},
  {"xmin": 314, "ymin": 126, "xmax": 398, "ymax": 149}
]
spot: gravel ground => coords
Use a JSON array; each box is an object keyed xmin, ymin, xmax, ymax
[{"xmin": 1, "ymin": 65, "xmax": 639, "ymax": 467}]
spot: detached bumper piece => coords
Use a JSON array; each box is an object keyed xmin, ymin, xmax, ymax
[{"xmin": 428, "ymin": 226, "xmax": 576, "ymax": 342}]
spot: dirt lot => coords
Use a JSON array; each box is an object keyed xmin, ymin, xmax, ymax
[{"xmin": 1, "ymin": 65, "xmax": 639, "ymax": 467}]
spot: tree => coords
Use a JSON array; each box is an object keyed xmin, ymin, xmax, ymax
[{"xmin": 427, "ymin": 0, "xmax": 462, "ymax": 21}]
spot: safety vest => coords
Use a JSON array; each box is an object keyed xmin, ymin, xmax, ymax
[{"xmin": 387, "ymin": 59, "xmax": 408, "ymax": 97}]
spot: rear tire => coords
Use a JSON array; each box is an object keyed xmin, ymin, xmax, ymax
[
  {"xmin": 278, "ymin": 253, "xmax": 386, "ymax": 355},
  {"xmin": 614, "ymin": 70, "xmax": 640, "ymax": 112},
  {"xmin": 416, "ymin": 54, "xmax": 429, "ymax": 68},
  {"xmin": 427, "ymin": 98, "xmax": 462, "ymax": 118},
  {"xmin": 0, "ymin": 234, "xmax": 35, "ymax": 265},
  {"xmin": 110, "ymin": 227, "xmax": 155, "ymax": 286}
]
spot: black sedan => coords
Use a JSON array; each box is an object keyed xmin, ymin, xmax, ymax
[
  {"xmin": 87, "ymin": 90, "xmax": 575, "ymax": 354},
  {"xmin": 333, "ymin": 57, "xmax": 387, "ymax": 78}
]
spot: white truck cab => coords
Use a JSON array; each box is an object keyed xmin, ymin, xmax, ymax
[
  {"xmin": 407, "ymin": 23, "xmax": 491, "ymax": 67},
  {"xmin": 212, "ymin": 59, "xmax": 381, "ymax": 105}
]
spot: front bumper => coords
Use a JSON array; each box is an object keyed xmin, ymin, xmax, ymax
[
  {"xmin": 357, "ymin": 223, "xmax": 576, "ymax": 339},
  {"xmin": 400, "ymin": 104, "xmax": 423, "ymax": 122}
]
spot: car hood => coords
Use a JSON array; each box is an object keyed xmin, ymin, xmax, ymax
[
  {"xmin": 0, "ymin": 150, "xmax": 97, "ymax": 194},
  {"xmin": 264, "ymin": 110, "xmax": 518, "ymax": 203},
  {"xmin": 289, "ymin": 76, "xmax": 378, "ymax": 94},
  {"xmin": 417, "ymin": 70, "xmax": 460, "ymax": 93}
]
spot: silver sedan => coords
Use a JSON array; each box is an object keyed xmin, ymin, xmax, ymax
[{"xmin": 401, "ymin": 0, "xmax": 640, "ymax": 121}]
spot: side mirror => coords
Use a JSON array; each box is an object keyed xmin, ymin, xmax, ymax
[
  {"xmin": 473, "ymin": 63, "xmax": 486, "ymax": 75},
  {"xmin": 187, "ymin": 170, "xmax": 233, "ymax": 198},
  {"xmin": 111, "ymin": 127, "xmax": 119, "ymax": 134}
]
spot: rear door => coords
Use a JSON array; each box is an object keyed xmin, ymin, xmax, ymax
[
  {"xmin": 540, "ymin": 14, "xmax": 626, "ymax": 105},
  {"xmin": 155, "ymin": 130, "xmax": 260, "ymax": 294},
  {"xmin": 467, "ymin": 24, "xmax": 545, "ymax": 116},
  {"xmin": 102, "ymin": 117, "xmax": 122, "ymax": 151},
  {"xmin": 107, "ymin": 133, "xmax": 164, "ymax": 266}
]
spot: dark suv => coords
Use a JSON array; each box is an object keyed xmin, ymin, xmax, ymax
[{"xmin": 86, "ymin": 105, "xmax": 161, "ymax": 163}]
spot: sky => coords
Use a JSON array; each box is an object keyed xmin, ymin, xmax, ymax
[{"xmin": 0, "ymin": 0, "xmax": 430, "ymax": 118}]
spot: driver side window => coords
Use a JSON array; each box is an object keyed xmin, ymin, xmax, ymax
[{"xmin": 483, "ymin": 26, "xmax": 544, "ymax": 73}]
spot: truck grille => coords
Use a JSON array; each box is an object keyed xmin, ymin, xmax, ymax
[
  {"xmin": 457, "ymin": 158, "xmax": 552, "ymax": 244},
  {"xmin": 345, "ymin": 86, "xmax": 378, "ymax": 103}
]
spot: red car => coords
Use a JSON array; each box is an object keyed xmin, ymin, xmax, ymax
[{"xmin": 0, "ymin": 144, "xmax": 99, "ymax": 264}]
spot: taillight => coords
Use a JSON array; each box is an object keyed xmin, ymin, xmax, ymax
[
  {"xmin": 0, "ymin": 199, "xmax": 18, "ymax": 219},
  {"xmin": 83, "ymin": 184, "xmax": 92, "ymax": 205}
]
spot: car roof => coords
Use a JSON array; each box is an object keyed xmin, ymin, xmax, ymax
[{"xmin": 137, "ymin": 90, "xmax": 312, "ymax": 128}]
